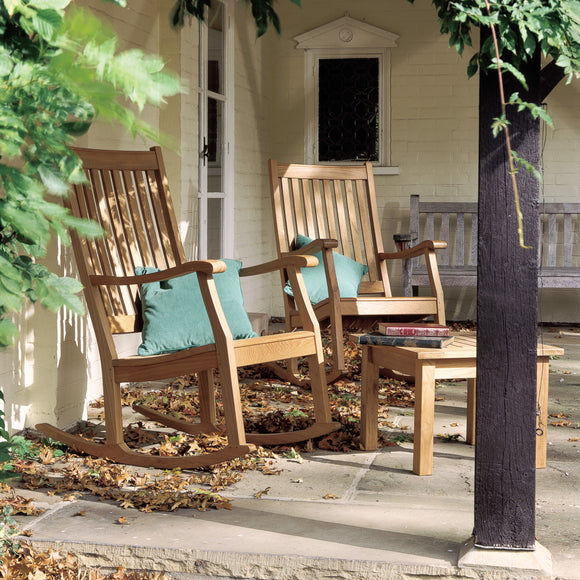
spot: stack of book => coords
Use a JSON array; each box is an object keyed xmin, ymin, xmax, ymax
[{"xmin": 357, "ymin": 323, "xmax": 454, "ymax": 348}]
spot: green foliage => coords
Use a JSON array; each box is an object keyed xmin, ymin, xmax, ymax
[
  {"xmin": 408, "ymin": 0, "xmax": 580, "ymax": 81},
  {"xmin": 171, "ymin": 0, "xmax": 301, "ymax": 36},
  {"xmin": 0, "ymin": 0, "xmax": 182, "ymax": 348},
  {"xmin": 0, "ymin": 506, "xmax": 20, "ymax": 555}
]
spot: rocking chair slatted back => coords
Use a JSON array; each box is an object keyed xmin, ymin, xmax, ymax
[
  {"xmin": 70, "ymin": 147, "xmax": 183, "ymax": 334},
  {"xmin": 272, "ymin": 162, "xmax": 390, "ymax": 296}
]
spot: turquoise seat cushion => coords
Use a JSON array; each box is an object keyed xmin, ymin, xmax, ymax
[
  {"xmin": 284, "ymin": 234, "xmax": 369, "ymax": 305},
  {"xmin": 136, "ymin": 259, "xmax": 257, "ymax": 356}
]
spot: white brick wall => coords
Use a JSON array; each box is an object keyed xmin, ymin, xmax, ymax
[{"xmin": 5, "ymin": 0, "xmax": 578, "ymax": 434}]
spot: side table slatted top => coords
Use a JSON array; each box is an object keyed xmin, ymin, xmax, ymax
[{"xmin": 356, "ymin": 334, "xmax": 565, "ymax": 475}]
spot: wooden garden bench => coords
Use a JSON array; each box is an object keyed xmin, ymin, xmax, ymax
[{"xmin": 399, "ymin": 195, "xmax": 580, "ymax": 295}]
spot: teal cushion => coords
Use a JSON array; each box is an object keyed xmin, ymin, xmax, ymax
[
  {"xmin": 136, "ymin": 259, "xmax": 257, "ymax": 356},
  {"xmin": 284, "ymin": 234, "xmax": 369, "ymax": 305}
]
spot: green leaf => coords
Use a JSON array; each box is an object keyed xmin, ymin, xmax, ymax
[
  {"xmin": 32, "ymin": 8, "xmax": 64, "ymax": 42},
  {"xmin": 38, "ymin": 166, "xmax": 70, "ymax": 196},
  {"xmin": 64, "ymin": 216, "xmax": 104, "ymax": 239},
  {"xmin": 491, "ymin": 59, "xmax": 529, "ymax": 90},
  {"xmin": 491, "ymin": 115, "xmax": 510, "ymax": 138},
  {"xmin": 511, "ymin": 150, "xmax": 543, "ymax": 181},
  {"xmin": 29, "ymin": 0, "xmax": 71, "ymax": 9},
  {"xmin": 0, "ymin": 317, "xmax": 19, "ymax": 347}
]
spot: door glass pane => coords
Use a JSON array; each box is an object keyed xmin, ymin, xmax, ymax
[
  {"xmin": 318, "ymin": 58, "xmax": 379, "ymax": 162},
  {"xmin": 207, "ymin": 197, "xmax": 223, "ymax": 259},
  {"xmin": 208, "ymin": 97, "xmax": 223, "ymax": 191},
  {"xmin": 208, "ymin": 3, "xmax": 224, "ymax": 95}
]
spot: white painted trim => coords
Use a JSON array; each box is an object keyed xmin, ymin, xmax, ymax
[
  {"xmin": 222, "ymin": 1, "xmax": 235, "ymax": 259},
  {"xmin": 197, "ymin": 0, "xmax": 234, "ymax": 259},
  {"xmin": 297, "ymin": 16, "xmax": 397, "ymax": 169},
  {"xmin": 294, "ymin": 15, "xmax": 399, "ymax": 49}
]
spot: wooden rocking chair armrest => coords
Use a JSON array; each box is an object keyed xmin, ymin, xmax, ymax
[
  {"xmin": 379, "ymin": 240, "xmax": 447, "ymax": 261},
  {"xmin": 290, "ymin": 238, "xmax": 339, "ymax": 254},
  {"xmin": 89, "ymin": 260, "xmax": 226, "ymax": 286},
  {"xmin": 240, "ymin": 255, "xmax": 319, "ymax": 278}
]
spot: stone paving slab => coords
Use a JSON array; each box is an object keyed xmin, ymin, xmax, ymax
[{"xmin": 11, "ymin": 330, "xmax": 580, "ymax": 579}]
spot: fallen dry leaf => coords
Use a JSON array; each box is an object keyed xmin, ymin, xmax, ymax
[{"xmin": 254, "ymin": 487, "xmax": 271, "ymax": 499}]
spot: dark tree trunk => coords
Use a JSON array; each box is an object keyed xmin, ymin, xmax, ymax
[{"xmin": 474, "ymin": 43, "xmax": 541, "ymax": 548}]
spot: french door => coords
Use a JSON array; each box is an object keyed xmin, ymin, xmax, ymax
[{"xmin": 198, "ymin": 0, "xmax": 233, "ymax": 259}]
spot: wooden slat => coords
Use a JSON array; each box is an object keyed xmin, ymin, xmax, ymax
[
  {"xmin": 122, "ymin": 169, "xmax": 153, "ymax": 268},
  {"xmin": 440, "ymin": 213, "xmax": 450, "ymax": 266},
  {"xmin": 147, "ymin": 168, "xmax": 175, "ymax": 266},
  {"xmin": 281, "ymin": 178, "xmax": 295, "ymax": 250},
  {"xmin": 456, "ymin": 213, "xmax": 465, "ymax": 266},
  {"xmin": 89, "ymin": 168, "xmax": 129, "ymax": 316},
  {"xmin": 355, "ymin": 180, "xmax": 376, "ymax": 281},
  {"xmin": 547, "ymin": 214, "xmax": 557, "ymax": 267},
  {"xmin": 302, "ymin": 179, "xmax": 316, "ymax": 238},
  {"xmin": 563, "ymin": 213, "xmax": 572, "ymax": 268},
  {"xmin": 135, "ymin": 169, "xmax": 164, "ymax": 267},
  {"xmin": 471, "ymin": 213, "xmax": 478, "ymax": 266},
  {"xmin": 312, "ymin": 180, "xmax": 326, "ymax": 237},
  {"xmin": 345, "ymin": 179, "xmax": 363, "ymax": 263},
  {"xmin": 323, "ymin": 180, "xmax": 337, "ymax": 241},
  {"xmin": 291, "ymin": 178, "xmax": 305, "ymax": 237},
  {"xmin": 334, "ymin": 180, "xmax": 350, "ymax": 257}
]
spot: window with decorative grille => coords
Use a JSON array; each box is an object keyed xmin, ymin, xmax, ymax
[{"xmin": 318, "ymin": 58, "xmax": 379, "ymax": 162}]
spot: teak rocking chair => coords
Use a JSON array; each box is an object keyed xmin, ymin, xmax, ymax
[
  {"xmin": 36, "ymin": 147, "xmax": 339, "ymax": 469},
  {"xmin": 269, "ymin": 160, "xmax": 447, "ymax": 384}
]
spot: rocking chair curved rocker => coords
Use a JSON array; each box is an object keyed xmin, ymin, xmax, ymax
[{"xmin": 36, "ymin": 147, "xmax": 339, "ymax": 469}]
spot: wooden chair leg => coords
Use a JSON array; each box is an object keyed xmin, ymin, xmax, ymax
[
  {"xmin": 198, "ymin": 369, "xmax": 218, "ymax": 427},
  {"xmin": 133, "ymin": 369, "xmax": 222, "ymax": 436},
  {"xmin": 217, "ymin": 356, "xmax": 248, "ymax": 448}
]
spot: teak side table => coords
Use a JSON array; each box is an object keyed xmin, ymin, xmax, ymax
[{"xmin": 359, "ymin": 336, "xmax": 564, "ymax": 476}]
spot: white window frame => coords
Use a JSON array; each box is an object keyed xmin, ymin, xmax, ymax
[
  {"xmin": 295, "ymin": 16, "xmax": 399, "ymax": 175},
  {"xmin": 198, "ymin": 0, "xmax": 235, "ymax": 259}
]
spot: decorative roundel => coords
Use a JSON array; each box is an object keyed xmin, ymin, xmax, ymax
[{"xmin": 339, "ymin": 28, "xmax": 354, "ymax": 43}]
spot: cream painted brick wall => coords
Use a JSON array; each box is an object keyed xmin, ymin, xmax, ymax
[
  {"xmin": 268, "ymin": 0, "xmax": 579, "ymax": 321},
  {"xmin": 232, "ymin": 10, "xmax": 280, "ymax": 315}
]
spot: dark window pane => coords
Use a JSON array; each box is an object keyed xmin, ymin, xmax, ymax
[{"xmin": 318, "ymin": 58, "xmax": 379, "ymax": 162}]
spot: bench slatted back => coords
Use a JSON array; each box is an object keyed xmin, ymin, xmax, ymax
[
  {"xmin": 540, "ymin": 203, "xmax": 580, "ymax": 269},
  {"xmin": 410, "ymin": 196, "xmax": 478, "ymax": 268},
  {"xmin": 410, "ymin": 195, "xmax": 580, "ymax": 289}
]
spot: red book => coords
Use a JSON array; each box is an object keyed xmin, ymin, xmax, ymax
[{"xmin": 377, "ymin": 322, "xmax": 450, "ymax": 337}]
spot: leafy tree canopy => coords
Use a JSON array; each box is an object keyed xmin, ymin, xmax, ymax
[
  {"xmin": 409, "ymin": 0, "xmax": 580, "ymax": 81},
  {"xmin": 171, "ymin": 0, "xmax": 301, "ymax": 37}
]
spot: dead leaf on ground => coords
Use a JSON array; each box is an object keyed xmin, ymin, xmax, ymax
[{"xmin": 254, "ymin": 487, "xmax": 271, "ymax": 499}]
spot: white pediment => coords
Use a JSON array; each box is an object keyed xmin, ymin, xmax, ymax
[{"xmin": 294, "ymin": 15, "xmax": 399, "ymax": 50}]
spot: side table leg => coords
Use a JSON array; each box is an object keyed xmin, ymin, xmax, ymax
[
  {"xmin": 361, "ymin": 346, "xmax": 379, "ymax": 451},
  {"xmin": 413, "ymin": 362, "xmax": 436, "ymax": 476},
  {"xmin": 536, "ymin": 357, "xmax": 549, "ymax": 469},
  {"xmin": 466, "ymin": 378, "xmax": 476, "ymax": 445}
]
